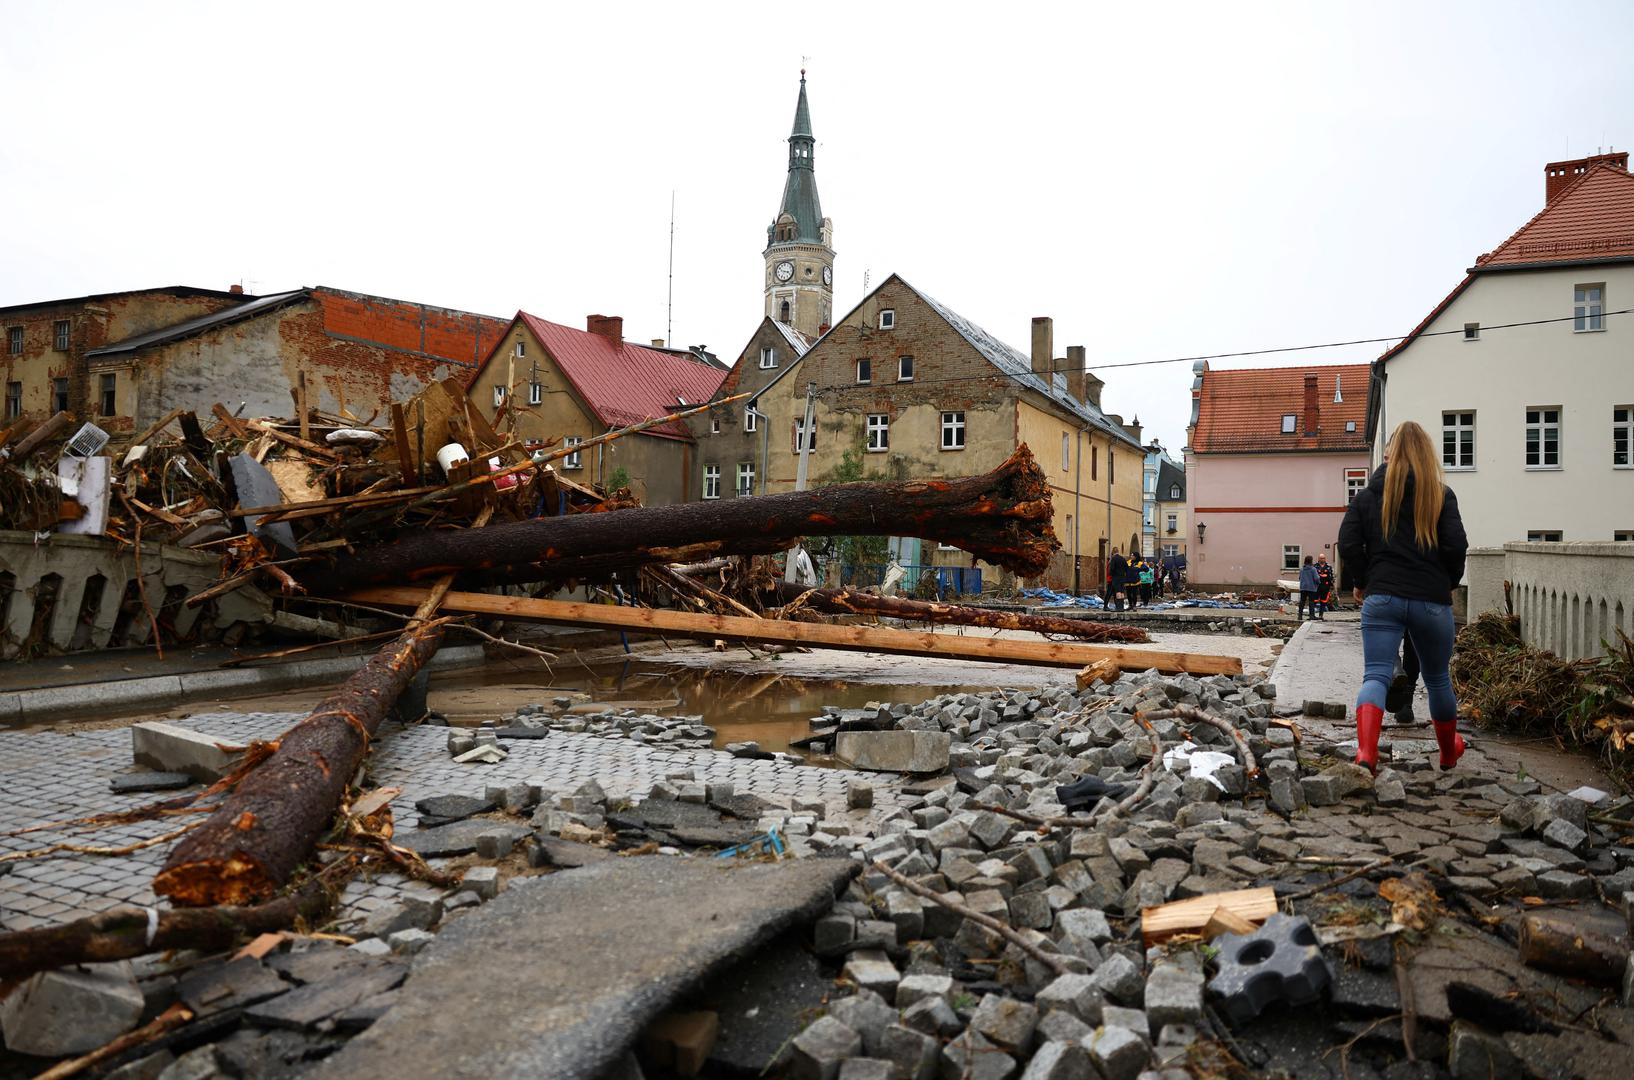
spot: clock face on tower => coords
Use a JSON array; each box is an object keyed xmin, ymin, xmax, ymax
[
  {"xmin": 822, "ymin": 266, "xmax": 832, "ymax": 285},
  {"xmin": 775, "ymin": 260, "xmax": 795, "ymax": 283}
]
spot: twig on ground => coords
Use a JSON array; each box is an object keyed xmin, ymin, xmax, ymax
[
  {"xmin": 1281, "ymin": 858, "xmax": 1394, "ymax": 903},
  {"xmin": 871, "ymin": 859, "xmax": 1070, "ymax": 978}
]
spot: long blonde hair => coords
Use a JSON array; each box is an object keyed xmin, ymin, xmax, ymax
[{"xmin": 1382, "ymin": 421, "xmax": 1444, "ymax": 549}]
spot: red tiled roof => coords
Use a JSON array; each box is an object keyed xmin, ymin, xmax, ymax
[
  {"xmin": 479, "ymin": 313, "xmax": 727, "ymax": 441},
  {"xmin": 1477, "ymin": 163, "xmax": 1634, "ymax": 268},
  {"xmin": 1191, "ymin": 362, "xmax": 1372, "ymax": 454}
]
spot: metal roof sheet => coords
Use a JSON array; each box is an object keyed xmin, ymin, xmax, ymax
[{"xmin": 85, "ymin": 290, "xmax": 308, "ymax": 357}]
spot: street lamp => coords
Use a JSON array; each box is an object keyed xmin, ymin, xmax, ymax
[{"xmin": 1196, "ymin": 521, "xmax": 1207, "ymax": 545}]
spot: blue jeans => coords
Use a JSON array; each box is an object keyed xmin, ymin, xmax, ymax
[{"xmin": 1357, "ymin": 594, "xmax": 1457, "ymax": 722}]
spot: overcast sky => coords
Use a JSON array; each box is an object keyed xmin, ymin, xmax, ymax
[{"xmin": 3, "ymin": 1, "xmax": 1631, "ymax": 451}]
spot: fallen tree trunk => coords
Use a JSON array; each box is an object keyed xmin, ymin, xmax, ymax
[
  {"xmin": 1517, "ymin": 911, "xmax": 1627, "ymax": 985},
  {"xmin": 153, "ymin": 623, "xmax": 444, "ymax": 907},
  {"xmin": 770, "ymin": 582, "xmax": 1150, "ymax": 644},
  {"xmin": 300, "ymin": 445, "xmax": 1058, "ymax": 594},
  {"xmin": 0, "ymin": 879, "xmax": 331, "ymax": 982},
  {"xmin": 345, "ymin": 587, "xmax": 1245, "ymax": 675}
]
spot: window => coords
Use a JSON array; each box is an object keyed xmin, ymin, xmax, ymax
[
  {"xmin": 1442, "ymin": 411, "xmax": 1475, "ymax": 469},
  {"xmin": 1281, "ymin": 414, "xmax": 1297, "ymax": 434},
  {"xmin": 1062, "ymin": 433, "xmax": 1070, "ymax": 471},
  {"xmin": 759, "ymin": 346, "xmax": 777, "ymax": 369},
  {"xmin": 1615, "ymin": 406, "xmax": 1633, "ymax": 467},
  {"xmin": 1527, "ymin": 530, "xmax": 1563, "ymax": 542},
  {"xmin": 493, "ymin": 385, "xmax": 507, "ymax": 409},
  {"xmin": 856, "ymin": 358, "xmax": 871, "ymax": 384},
  {"xmin": 898, "ymin": 356, "xmax": 914, "ymax": 381},
  {"xmin": 703, "ymin": 464, "xmax": 720, "ymax": 499},
  {"xmin": 736, "ymin": 462, "xmax": 755, "ymax": 497},
  {"xmin": 780, "ymin": 300, "xmax": 791, "ymax": 322},
  {"xmin": 744, "ymin": 408, "xmax": 758, "ymax": 433},
  {"xmin": 98, "ymin": 373, "xmax": 116, "ymax": 417},
  {"xmin": 3, "ymin": 382, "xmax": 19, "ymax": 419},
  {"xmin": 793, "ymin": 417, "xmax": 816, "ymax": 453},
  {"xmin": 1144, "ymin": 506, "xmax": 1155, "ymax": 527},
  {"xmin": 1345, "ymin": 467, "xmax": 1369, "ymax": 503},
  {"xmin": 1161, "ymin": 543, "xmax": 1180, "ymax": 558},
  {"xmin": 710, "ymin": 414, "xmax": 721, "ymax": 435},
  {"xmin": 1283, "ymin": 545, "xmax": 1302, "ymax": 572},
  {"xmin": 528, "ymin": 382, "xmax": 543, "ymax": 406},
  {"xmin": 1615, "ymin": 530, "xmax": 1634, "ymax": 542},
  {"xmin": 1166, "ymin": 512, "xmax": 1178, "ymax": 534},
  {"xmin": 53, "ymin": 320, "xmax": 69, "ymax": 351},
  {"xmin": 940, "ymin": 411, "xmax": 965, "ymax": 450},
  {"xmin": 52, "ymin": 377, "xmax": 69, "ymax": 414},
  {"xmin": 1574, "ymin": 284, "xmax": 1605, "ymax": 332},
  {"xmin": 1109, "ymin": 450, "xmax": 1115, "ymax": 483},
  {"xmin": 563, "ymin": 436, "xmax": 583, "ymax": 470},
  {"xmin": 1345, "ymin": 420, "xmax": 1357, "ymax": 432},
  {"xmin": 1168, "ymin": 483, "xmax": 1180, "ymax": 499},
  {"xmin": 1463, "ymin": 323, "xmax": 1480, "ymax": 342},
  {"xmin": 866, "ymin": 413, "xmax": 889, "ymax": 452},
  {"xmin": 514, "ymin": 340, "xmax": 525, "ymax": 358},
  {"xmin": 878, "ymin": 310, "xmax": 895, "ymax": 330},
  {"xmin": 1091, "ymin": 445, "xmax": 1098, "ymax": 481},
  {"xmin": 1525, "ymin": 407, "xmax": 1561, "ymax": 468},
  {"xmin": 1144, "ymin": 471, "xmax": 1156, "ymax": 494},
  {"xmin": 7, "ymin": 327, "xmax": 20, "ymax": 355}
]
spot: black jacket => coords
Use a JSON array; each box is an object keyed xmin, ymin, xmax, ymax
[{"xmin": 1338, "ymin": 464, "xmax": 1467, "ymax": 604}]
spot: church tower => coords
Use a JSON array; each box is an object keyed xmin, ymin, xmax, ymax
[{"xmin": 764, "ymin": 71, "xmax": 834, "ymax": 339}]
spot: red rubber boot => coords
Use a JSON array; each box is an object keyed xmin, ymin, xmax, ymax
[
  {"xmin": 1354, "ymin": 703, "xmax": 1383, "ymax": 774},
  {"xmin": 1432, "ymin": 719, "xmax": 1465, "ymax": 770}
]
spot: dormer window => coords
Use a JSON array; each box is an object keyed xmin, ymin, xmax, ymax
[
  {"xmin": 878, "ymin": 310, "xmax": 895, "ymax": 330},
  {"xmin": 1168, "ymin": 484, "xmax": 1180, "ymax": 499},
  {"xmin": 1281, "ymin": 414, "xmax": 1297, "ymax": 434}
]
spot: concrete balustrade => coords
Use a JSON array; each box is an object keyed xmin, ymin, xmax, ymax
[{"xmin": 1464, "ymin": 541, "xmax": 1634, "ymax": 659}]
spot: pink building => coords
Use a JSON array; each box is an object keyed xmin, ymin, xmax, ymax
[{"xmin": 1184, "ymin": 361, "xmax": 1372, "ymax": 587}]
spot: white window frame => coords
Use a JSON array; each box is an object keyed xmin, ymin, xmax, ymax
[
  {"xmin": 1281, "ymin": 414, "xmax": 1297, "ymax": 434},
  {"xmin": 878, "ymin": 309, "xmax": 895, "ymax": 330},
  {"xmin": 3, "ymin": 381, "xmax": 19, "ymax": 420},
  {"xmin": 703, "ymin": 464, "xmax": 720, "ymax": 500},
  {"xmin": 710, "ymin": 414, "xmax": 721, "ymax": 435},
  {"xmin": 563, "ymin": 436, "xmax": 583, "ymax": 470},
  {"xmin": 7, "ymin": 327, "xmax": 21, "ymax": 355},
  {"xmin": 1527, "ymin": 530, "xmax": 1563, "ymax": 542},
  {"xmin": 1062, "ymin": 433, "xmax": 1071, "ymax": 471},
  {"xmin": 759, "ymin": 346, "xmax": 777, "ymax": 369},
  {"xmin": 1168, "ymin": 483, "xmax": 1181, "ymax": 499},
  {"xmin": 1463, "ymin": 322, "xmax": 1480, "ymax": 342},
  {"xmin": 493, "ymin": 385, "xmax": 507, "ymax": 409},
  {"xmin": 792, "ymin": 417, "xmax": 816, "ymax": 453},
  {"xmin": 1574, "ymin": 283, "xmax": 1605, "ymax": 332},
  {"xmin": 1161, "ymin": 543, "xmax": 1180, "ymax": 558},
  {"xmin": 1165, "ymin": 512, "xmax": 1178, "ymax": 534},
  {"xmin": 941, "ymin": 411, "xmax": 966, "ymax": 450},
  {"xmin": 856, "ymin": 358, "xmax": 871, "ymax": 384},
  {"xmin": 514, "ymin": 340, "xmax": 525, "ymax": 357},
  {"xmin": 1345, "ymin": 467, "xmax": 1369, "ymax": 504},
  {"xmin": 53, "ymin": 320, "xmax": 69, "ymax": 351},
  {"xmin": 1615, "ymin": 530, "xmax": 1634, "ymax": 542},
  {"xmin": 736, "ymin": 462, "xmax": 755, "ymax": 497},
  {"xmin": 528, "ymin": 382, "xmax": 543, "ymax": 406},
  {"xmin": 1442, "ymin": 410, "xmax": 1475, "ymax": 470},
  {"xmin": 1614, "ymin": 405, "xmax": 1633, "ymax": 468},
  {"xmin": 898, "ymin": 355, "xmax": 914, "ymax": 381},
  {"xmin": 866, "ymin": 413, "xmax": 889, "ymax": 453},
  {"xmin": 744, "ymin": 408, "xmax": 759, "ymax": 433},
  {"xmin": 1525, "ymin": 406, "xmax": 1561, "ymax": 469},
  {"xmin": 1282, "ymin": 545, "xmax": 1302, "ymax": 572}
]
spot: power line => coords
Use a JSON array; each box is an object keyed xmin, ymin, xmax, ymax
[{"xmin": 797, "ymin": 306, "xmax": 1633, "ymax": 396}]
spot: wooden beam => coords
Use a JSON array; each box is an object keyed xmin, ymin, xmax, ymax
[
  {"xmin": 343, "ymin": 587, "xmax": 1245, "ymax": 675},
  {"xmin": 1141, "ymin": 887, "xmax": 1276, "ymax": 946}
]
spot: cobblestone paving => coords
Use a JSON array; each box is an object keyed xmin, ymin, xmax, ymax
[{"xmin": 0, "ymin": 712, "xmax": 897, "ymax": 931}]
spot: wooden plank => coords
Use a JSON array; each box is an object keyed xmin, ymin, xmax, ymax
[
  {"xmin": 297, "ymin": 370, "xmax": 310, "ymax": 444},
  {"xmin": 343, "ymin": 588, "xmax": 1245, "ymax": 675},
  {"xmin": 245, "ymin": 420, "xmax": 339, "ymax": 462},
  {"xmin": 390, "ymin": 403, "xmax": 416, "ymax": 481},
  {"xmin": 125, "ymin": 407, "xmax": 186, "ymax": 452},
  {"xmin": 1141, "ymin": 887, "xmax": 1276, "ymax": 946},
  {"xmin": 211, "ymin": 402, "xmax": 250, "ymax": 441}
]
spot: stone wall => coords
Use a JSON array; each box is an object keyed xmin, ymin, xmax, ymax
[{"xmin": 1464, "ymin": 541, "xmax": 1634, "ymax": 659}]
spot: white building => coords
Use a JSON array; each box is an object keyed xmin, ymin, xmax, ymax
[{"xmin": 1369, "ymin": 152, "xmax": 1634, "ymax": 549}]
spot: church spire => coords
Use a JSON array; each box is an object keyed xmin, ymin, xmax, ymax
[
  {"xmin": 770, "ymin": 71, "xmax": 822, "ymax": 245},
  {"xmin": 790, "ymin": 69, "xmax": 813, "ymax": 139},
  {"xmin": 763, "ymin": 70, "xmax": 834, "ymax": 340}
]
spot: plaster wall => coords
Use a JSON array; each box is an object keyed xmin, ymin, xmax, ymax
[{"xmin": 1188, "ymin": 451, "xmax": 1368, "ymax": 585}]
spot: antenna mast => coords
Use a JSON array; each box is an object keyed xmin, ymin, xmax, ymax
[{"xmin": 666, "ymin": 191, "xmax": 676, "ymax": 346}]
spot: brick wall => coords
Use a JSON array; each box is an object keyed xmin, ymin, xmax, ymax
[{"xmin": 314, "ymin": 288, "xmax": 507, "ymax": 367}]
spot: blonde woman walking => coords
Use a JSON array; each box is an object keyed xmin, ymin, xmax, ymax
[{"xmin": 1337, "ymin": 421, "xmax": 1469, "ymax": 772}]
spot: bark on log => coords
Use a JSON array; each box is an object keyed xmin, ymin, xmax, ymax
[
  {"xmin": 300, "ymin": 444, "xmax": 1059, "ymax": 594},
  {"xmin": 0, "ymin": 879, "xmax": 331, "ymax": 982},
  {"xmin": 153, "ymin": 624, "xmax": 443, "ymax": 907},
  {"xmin": 770, "ymin": 582, "xmax": 1149, "ymax": 643},
  {"xmin": 1517, "ymin": 911, "xmax": 1627, "ymax": 985}
]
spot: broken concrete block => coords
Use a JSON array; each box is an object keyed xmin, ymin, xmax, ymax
[
  {"xmin": 109, "ymin": 771, "xmax": 196, "ymax": 794},
  {"xmin": 1084, "ymin": 1024, "xmax": 1150, "ymax": 1080},
  {"xmin": 941, "ymin": 1029, "xmax": 1016, "ymax": 1080},
  {"xmin": 833, "ymin": 730, "xmax": 951, "ymax": 773},
  {"xmin": 969, "ymin": 993, "xmax": 1039, "ymax": 1054},
  {"xmin": 1448, "ymin": 1020, "xmax": 1520, "ymax": 1080},
  {"xmin": 842, "ymin": 952, "xmax": 901, "ymax": 1000},
  {"xmin": 790, "ymin": 1015, "xmax": 863, "ymax": 1080},
  {"xmin": 879, "ymin": 1023, "xmax": 938, "ymax": 1080},
  {"xmin": 848, "ymin": 780, "xmax": 875, "ymax": 810},
  {"xmin": 131, "ymin": 721, "xmax": 242, "ymax": 782},
  {"xmin": 0, "ymin": 960, "xmax": 145, "ymax": 1056},
  {"xmin": 1019, "ymin": 1039, "xmax": 1092, "ymax": 1080},
  {"xmin": 461, "ymin": 865, "xmax": 501, "ymax": 900},
  {"xmin": 387, "ymin": 929, "xmax": 436, "ymax": 956}
]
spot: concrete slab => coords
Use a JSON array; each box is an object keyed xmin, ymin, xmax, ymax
[{"xmin": 311, "ymin": 855, "xmax": 857, "ymax": 1080}]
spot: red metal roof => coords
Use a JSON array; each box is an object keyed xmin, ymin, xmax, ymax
[
  {"xmin": 1191, "ymin": 362, "xmax": 1372, "ymax": 454},
  {"xmin": 478, "ymin": 312, "xmax": 727, "ymax": 441},
  {"xmin": 1477, "ymin": 162, "xmax": 1634, "ymax": 268}
]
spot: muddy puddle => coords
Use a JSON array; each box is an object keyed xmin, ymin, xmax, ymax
[{"xmin": 425, "ymin": 660, "xmax": 991, "ymax": 755}]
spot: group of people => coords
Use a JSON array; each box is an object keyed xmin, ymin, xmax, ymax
[
  {"xmin": 1296, "ymin": 553, "xmax": 1336, "ymax": 620},
  {"xmin": 1103, "ymin": 549, "xmax": 1182, "ymax": 611}
]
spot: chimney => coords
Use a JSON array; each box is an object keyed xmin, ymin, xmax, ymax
[
  {"xmin": 1030, "ymin": 317, "xmax": 1053, "ymax": 377},
  {"xmin": 651, "ymin": 338, "xmax": 665, "ymax": 348},
  {"xmin": 586, "ymin": 315, "xmax": 623, "ymax": 347},
  {"xmin": 1065, "ymin": 345, "xmax": 1087, "ymax": 402},
  {"xmin": 1302, "ymin": 373, "xmax": 1320, "ymax": 435},
  {"xmin": 1125, "ymin": 416, "xmax": 1143, "ymax": 445},
  {"xmin": 229, "ymin": 283, "xmax": 244, "ymax": 295},
  {"xmin": 1083, "ymin": 372, "xmax": 1105, "ymax": 409},
  {"xmin": 1545, "ymin": 151, "xmax": 1629, "ymax": 203}
]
